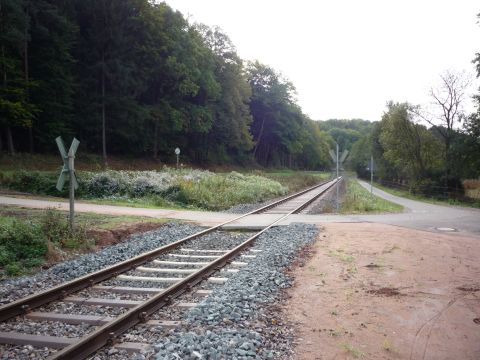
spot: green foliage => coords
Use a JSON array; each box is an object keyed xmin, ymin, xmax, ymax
[
  {"xmin": 0, "ymin": 219, "xmax": 47, "ymax": 276},
  {"xmin": 0, "ymin": 0, "xmax": 36, "ymax": 139},
  {"xmin": 0, "ymin": 208, "xmax": 91, "ymax": 277},
  {"xmin": 39, "ymin": 208, "xmax": 90, "ymax": 249},
  {"xmin": 174, "ymin": 171, "xmax": 287, "ymax": 210},
  {"xmin": 340, "ymin": 179, "xmax": 403, "ymax": 214},
  {"xmin": 0, "ymin": 169, "xmax": 288, "ymax": 211},
  {"xmin": 2, "ymin": 170, "xmax": 65, "ymax": 195},
  {"xmin": 319, "ymin": 119, "xmax": 374, "ymax": 134},
  {"xmin": 259, "ymin": 170, "xmax": 329, "ymax": 193},
  {"xmin": 247, "ymin": 61, "xmax": 329, "ymax": 169},
  {"xmin": 0, "ymin": 0, "xmax": 332, "ymax": 169},
  {"xmin": 379, "ymin": 102, "xmax": 443, "ymax": 182}
]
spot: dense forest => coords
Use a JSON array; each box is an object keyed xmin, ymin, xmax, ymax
[
  {"xmin": 0, "ymin": 0, "xmax": 336, "ymax": 169},
  {"xmin": 1, "ymin": 0, "xmax": 479, "ymax": 196}
]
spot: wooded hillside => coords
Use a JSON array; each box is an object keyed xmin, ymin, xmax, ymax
[{"xmin": 0, "ymin": 0, "xmax": 335, "ymax": 169}]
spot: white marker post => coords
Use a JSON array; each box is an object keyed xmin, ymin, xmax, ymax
[{"xmin": 175, "ymin": 147, "xmax": 180, "ymax": 169}]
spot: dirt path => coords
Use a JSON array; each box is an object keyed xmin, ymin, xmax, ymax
[{"xmin": 284, "ymin": 223, "xmax": 480, "ymax": 360}]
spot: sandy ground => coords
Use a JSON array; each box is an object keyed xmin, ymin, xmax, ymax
[{"xmin": 284, "ymin": 223, "xmax": 480, "ymax": 360}]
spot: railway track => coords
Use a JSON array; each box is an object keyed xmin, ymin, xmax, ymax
[{"xmin": 0, "ymin": 177, "xmax": 341, "ymax": 359}]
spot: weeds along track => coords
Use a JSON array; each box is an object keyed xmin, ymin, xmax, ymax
[{"xmin": 0, "ymin": 177, "xmax": 340, "ymax": 359}]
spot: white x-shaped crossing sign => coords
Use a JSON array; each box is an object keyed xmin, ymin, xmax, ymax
[{"xmin": 55, "ymin": 136, "xmax": 80, "ymax": 191}]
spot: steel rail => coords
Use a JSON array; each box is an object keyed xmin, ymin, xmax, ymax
[
  {"xmin": 0, "ymin": 178, "xmax": 332, "ymax": 322},
  {"xmin": 49, "ymin": 177, "xmax": 341, "ymax": 360}
]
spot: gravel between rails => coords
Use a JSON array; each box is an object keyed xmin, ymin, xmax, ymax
[
  {"xmin": 0, "ymin": 222, "xmax": 318, "ymax": 359},
  {"xmin": 224, "ymin": 198, "xmax": 279, "ymax": 214},
  {"xmin": 151, "ymin": 223, "xmax": 318, "ymax": 360}
]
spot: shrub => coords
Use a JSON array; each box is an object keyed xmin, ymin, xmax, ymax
[
  {"xmin": 0, "ymin": 220, "xmax": 47, "ymax": 276},
  {"xmin": 175, "ymin": 172, "xmax": 287, "ymax": 210},
  {"xmin": 84, "ymin": 169, "xmax": 212, "ymax": 199},
  {"xmin": 1, "ymin": 170, "xmax": 65, "ymax": 196},
  {"xmin": 87, "ymin": 173, "xmax": 122, "ymax": 197},
  {"xmin": 39, "ymin": 208, "xmax": 91, "ymax": 249},
  {"xmin": 0, "ymin": 170, "xmax": 92, "ymax": 197},
  {"xmin": 0, "ymin": 209, "xmax": 93, "ymax": 278},
  {"xmin": 1, "ymin": 168, "xmax": 289, "ymax": 211}
]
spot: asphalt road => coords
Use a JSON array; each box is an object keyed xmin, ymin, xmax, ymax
[
  {"xmin": 1, "ymin": 180, "xmax": 479, "ymax": 236},
  {"xmin": 304, "ymin": 180, "xmax": 480, "ymax": 236}
]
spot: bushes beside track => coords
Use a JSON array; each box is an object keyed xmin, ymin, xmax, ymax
[
  {"xmin": 0, "ymin": 209, "xmax": 91, "ymax": 277},
  {"xmin": 0, "ymin": 169, "xmax": 287, "ymax": 210}
]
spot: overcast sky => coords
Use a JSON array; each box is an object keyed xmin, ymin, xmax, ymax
[{"xmin": 165, "ymin": 0, "xmax": 480, "ymax": 121}]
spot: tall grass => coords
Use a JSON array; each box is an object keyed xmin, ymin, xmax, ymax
[
  {"xmin": 256, "ymin": 170, "xmax": 330, "ymax": 194},
  {"xmin": 1, "ymin": 169, "xmax": 288, "ymax": 211},
  {"xmin": 341, "ymin": 179, "xmax": 403, "ymax": 214},
  {"xmin": 177, "ymin": 172, "xmax": 287, "ymax": 210}
]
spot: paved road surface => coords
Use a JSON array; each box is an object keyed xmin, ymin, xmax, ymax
[{"xmin": 1, "ymin": 180, "xmax": 479, "ymax": 235}]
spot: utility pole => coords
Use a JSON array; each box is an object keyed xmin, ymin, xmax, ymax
[
  {"xmin": 336, "ymin": 142, "xmax": 339, "ymax": 212},
  {"xmin": 329, "ymin": 144, "xmax": 348, "ymax": 213},
  {"xmin": 370, "ymin": 155, "xmax": 373, "ymax": 194}
]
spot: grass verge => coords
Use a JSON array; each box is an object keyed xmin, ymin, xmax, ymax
[
  {"xmin": 373, "ymin": 182, "xmax": 480, "ymax": 209},
  {"xmin": 341, "ymin": 179, "xmax": 403, "ymax": 214}
]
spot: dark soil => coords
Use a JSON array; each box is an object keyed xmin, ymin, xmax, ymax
[{"xmin": 366, "ymin": 287, "xmax": 403, "ymax": 296}]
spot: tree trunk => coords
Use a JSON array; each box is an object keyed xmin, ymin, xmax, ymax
[
  {"xmin": 25, "ymin": 3, "xmax": 33, "ymax": 153},
  {"xmin": 153, "ymin": 119, "xmax": 159, "ymax": 159},
  {"xmin": 101, "ymin": 51, "xmax": 107, "ymax": 166},
  {"xmin": 6, "ymin": 126, "xmax": 15, "ymax": 155},
  {"xmin": 253, "ymin": 115, "xmax": 266, "ymax": 158},
  {"xmin": 2, "ymin": 40, "xmax": 14, "ymax": 155},
  {"xmin": 0, "ymin": 128, "xmax": 3, "ymax": 152},
  {"xmin": 444, "ymin": 137, "xmax": 450, "ymax": 191}
]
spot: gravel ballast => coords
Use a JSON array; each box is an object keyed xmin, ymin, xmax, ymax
[
  {"xmin": 154, "ymin": 223, "xmax": 318, "ymax": 360},
  {"xmin": 0, "ymin": 223, "xmax": 210, "ymax": 305},
  {"xmin": 0, "ymin": 220, "xmax": 319, "ymax": 359}
]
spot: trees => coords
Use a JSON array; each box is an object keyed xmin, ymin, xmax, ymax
[
  {"xmin": 350, "ymin": 103, "xmax": 444, "ymax": 186},
  {"xmin": 196, "ymin": 25, "xmax": 253, "ymax": 163},
  {"xmin": 417, "ymin": 71, "xmax": 471, "ymax": 184},
  {"xmin": 27, "ymin": 0, "xmax": 76, "ymax": 152},
  {"xmin": 72, "ymin": 0, "xmax": 152, "ymax": 163},
  {"xmin": 379, "ymin": 102, "xmax": 442, "ymax": 183},
  {"xmin": 0, "ymin": 0, "xmax": 331, "ymax": 169},
  {"xmin": 248, "ymin": 61, "xmax": 298, "ymax": 167},
  {"xmin": 0, "ymin": 0, "xmax": 35, "ymax": 154}
]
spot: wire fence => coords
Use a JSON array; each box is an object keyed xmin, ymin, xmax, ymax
[{"xmin": 369, "ymin": 177, "xmax": 479, "ymax": 204}]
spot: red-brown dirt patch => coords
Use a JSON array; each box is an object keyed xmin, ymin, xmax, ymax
[
  {"xmin": 88, "ymin": 222, "xmax": 164, "ymax": 248},
  {"xmin": 283, "ymin": 223, "xmax": 480, "ymax": 360}
]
